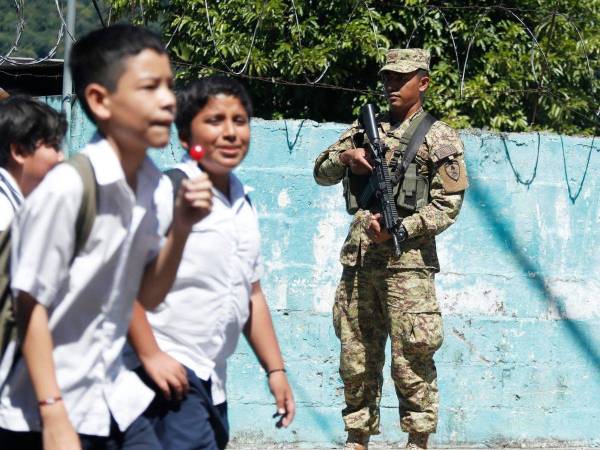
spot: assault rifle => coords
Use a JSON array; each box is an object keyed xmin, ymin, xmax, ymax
[{"xmin": 358, "ymin": 103, "xmax": 406, "ymax": 257}]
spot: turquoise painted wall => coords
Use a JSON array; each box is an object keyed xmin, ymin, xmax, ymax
[{"xmin": 50, "ymin": 98, "xmax": 600, "ymax": 447}]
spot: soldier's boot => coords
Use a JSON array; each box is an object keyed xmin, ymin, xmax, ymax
[
  {"xmin": 344, "ymin": 430, "xmax": 370, "ymax": 449},
  {"xmin": 406, "ymin": 432, "xmax": 429, "ymax": 449}
]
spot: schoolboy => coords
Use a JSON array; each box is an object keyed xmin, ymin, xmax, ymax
[
  {"xmin": 0, "ymin": 24, "xmax": 212, "ymax": 450},
  {"xmin": 127, "ymin": 76, "xmax": 295, "ymax": 450},
  {"xmin": 0, "ymin": 95, "xmax": 66, "ymax": 231}
]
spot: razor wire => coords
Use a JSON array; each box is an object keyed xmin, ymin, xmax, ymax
[
  {"xmin": 0, "ymin": 0, "xmax": 66, "ymax": 66},
  {"xmin": 2, "ymin": 1, "xmax": 598, "ymax": 132},
  {"xmin": 203, "ymin": 0, "xmax": 266, "ymax": 75},
  {"xmin": 406, "ymin": 5, "xmax": 462, "ymax": 76}
]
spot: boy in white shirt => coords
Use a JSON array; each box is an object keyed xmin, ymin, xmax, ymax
[
  {"xmin": 0, "ymin": 25, "xmax": 212, "ymax": 450},
  {"xmin": 0, "ymin": 96, "xmax": 66, "ymax": 232},
  {"xmin": 128, "ymin": 76, "xmax": 295, "ymax": 450}
]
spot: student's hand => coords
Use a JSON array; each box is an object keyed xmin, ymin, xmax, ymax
[
  {"xmin": 268, "ymin": 371, "xmax": 295, "ymax": 428},
  {"xmin": 339, "ymin": 148, "xmax": 373, "ymax": 175},
  {"xmin": 173, "ymin": 173, "xmax": 213, "ymax": 233},
  {"xmin": 40, "ymin": 402, "xmax": 81, "ymax": 450},
  {"xmin": 141, "ymin": 350, "xmax": 189, "ymax": 401},
  {"xmin": 367, "ymin": 213, "xmax": 391, "ymax": 243}
]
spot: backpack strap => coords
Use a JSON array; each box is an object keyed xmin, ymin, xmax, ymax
[
  {"xmin": 164, "ymin": 168, "xmax": 189, "ymax": 203},
  {"xmin": 0, "ymin": 226, "xmax": 17, "ymax": 391},
  {"xmin": 0, "ymin": 182, "xmax": 21, "ymax": 214},
  {"xmin": 66, "ymin": 153, "xmax": 98, "ymax": 260},
  {"xmin": 390, "ymin": 112, "xmax": 437, "ymax": 186},
  {"xmin": 166, "ymin": 167, "xmax": 252, "ymax": 210},
  {"xmin": 0, "ymin": 154, "xmax": 98, "ymax": 391},
  {"xmin": 1, "ymin": 154, "xmax": 97, "ymax": 307},
  {"xmin": 0, "ymin": 228, "xmax": 12, "ymax": 338}
]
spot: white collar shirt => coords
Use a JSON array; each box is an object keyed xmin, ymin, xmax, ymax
[
  {"xmin": 0, "ymin": 167, "xmax": 24, "ymax": 232},
  {"xmin": 0, "ymin": 134, "xmax": 166, "ymax": 436},
  {"xmin": 142, "ymin": 161, "xmax": 262, "ymax": 405}
]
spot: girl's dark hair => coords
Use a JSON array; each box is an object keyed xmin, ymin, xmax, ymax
[
  {"xmin": 0, "ymin": 96, "xmax": 67, "ymax": 166},
  {"xmin": 175, "ymin": 76, "xmax": 253, "ymax": 140},
  {"xmin": 70, "ymin": 24, "xmax": 166, "ymax": 122}
]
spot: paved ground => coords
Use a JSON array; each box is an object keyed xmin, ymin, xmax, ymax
[{"xmin": 229, "ymin": 445, "xmax": 600, "ymax": 449}]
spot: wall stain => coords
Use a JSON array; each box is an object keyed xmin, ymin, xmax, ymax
[
  {"xmin": 501, "ymin": 132, "xmax": 540, "ymax": 186},
  {"xmin": 452, "ymin": 328, "xmax": 492, "ymax": 364},
  {"xmin": 284, "ymin": 119, "xmax": 307, "ymax": 153}
]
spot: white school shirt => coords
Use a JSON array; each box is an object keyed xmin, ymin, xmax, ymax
[
  {"xmin": 0, "ymin": 135, "xmax": 168, "ymax": 436},
  {"xmin": 0, "ymin": 167, "xmax": 24, "ymax": 232},
  {"xmin": 144, "ymin": 160, "xmax": 262, "ymax": 405}
]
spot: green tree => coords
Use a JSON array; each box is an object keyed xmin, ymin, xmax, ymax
[
  {"xmin": 112, "ymin": 1, "xmax": 599, "ymax": 134},
  {"xmin": 0, "ymin": 0, "xmax": 111, "ymax": 61}
]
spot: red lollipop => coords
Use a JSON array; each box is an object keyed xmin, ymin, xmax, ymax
[{"xmin": 189, "ymin": 144, "xmax": 205, "ymax": 161}]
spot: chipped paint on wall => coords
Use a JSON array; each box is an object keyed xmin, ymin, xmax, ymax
[
  {"xmin": 277, "ymin": 189, "xmax": 291, "ymax": 208},
  {"xmin": 311, "ymin": 203, "xmax": 346, "ymax": 314}
]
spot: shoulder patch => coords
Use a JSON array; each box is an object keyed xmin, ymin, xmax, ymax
[
  {"xmin": 434, "ymin": 144, "xmax": 459, "ymax": 162},
  {"xmin": 445, "ymin": 160, "xmax": 461, "ymax": 181},
  {"xmin": 427, "ymin": 121, "xmax": 463, "ymax": 163},
  {"xmin": 438, "ymin": 158, "xmax": 468, "ymax": 193}
]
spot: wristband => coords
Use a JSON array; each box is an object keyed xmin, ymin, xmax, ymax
[
  {"xmin": 266, "ymin": 368, "xmax": 286, "ymax": 378},
  {"xmin": 38, "ymin": 395, "xmax": 63, "ymax": 407}
]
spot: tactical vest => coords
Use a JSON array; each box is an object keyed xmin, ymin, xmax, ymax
[{"xmin": 343, "ymin": 112, "xmax": 433, "ymax": 216}]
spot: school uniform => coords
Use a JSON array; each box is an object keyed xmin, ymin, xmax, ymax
[
  {"xmin": 135, "ymin": 159, "xmax": 262, "ymax": 450},
  {"xmin": 0, "ymin": 167, "xmax": 23, "ymax": 232},
  {"xmin": 0, "ymin": 135, "xmax": 166, "ymax": 449}
]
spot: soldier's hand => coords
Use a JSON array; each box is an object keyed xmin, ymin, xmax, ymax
[
  {"xmin": 367, "ymin": 213, "xmax": 392, "ymax": 243},
  {"xmin": 339, "ymin": 148, "xmax": 373, "ymax": 175}
]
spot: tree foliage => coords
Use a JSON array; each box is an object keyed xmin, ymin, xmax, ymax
[
  {"xmin": 0, "ymin": 0, "xmax": 111, "ymax": 61},
  {"xmin": 119, "ymin": 1, "xmax": 597, "ymax": 133}
]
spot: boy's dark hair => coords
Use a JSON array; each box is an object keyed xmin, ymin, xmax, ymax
[
  {"xmin": 176, "ymin": 76, "xmax": 253, "ymax": 140},
  {"xmin": 0, "ymin": 96, "xmax": 67, "ymax": 167},
  {"xmin": 69, "ymin": 24, "xmax": 166, "ymax": 122}
]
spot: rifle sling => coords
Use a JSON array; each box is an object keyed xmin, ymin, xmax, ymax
[{"xmin": 390, "ymin": 112, "xmax": 436, "ymax": 186}]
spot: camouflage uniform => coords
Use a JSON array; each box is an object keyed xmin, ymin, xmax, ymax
[{"xmin": 314, "ymin": 49, "xmax": 468, "ymax": 437}]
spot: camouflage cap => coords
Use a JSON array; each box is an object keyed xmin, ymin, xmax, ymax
[{"xmin": 379, "ymin": 48, "xmax": 430, "ymax": 74}]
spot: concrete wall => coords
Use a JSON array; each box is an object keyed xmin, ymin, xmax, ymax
[{"xmin": 53, "ymin": 98, "xmax": 600, "ymax": 447}]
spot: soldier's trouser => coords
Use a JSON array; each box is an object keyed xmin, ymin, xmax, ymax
[{"xmin": 332, "ymin": 266, "xmax": 443, "ymax": 435}]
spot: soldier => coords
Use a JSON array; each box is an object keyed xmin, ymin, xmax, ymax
[{"xmin": 314, "ymin": 49, "xmax": 468, "ymax": 450}]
